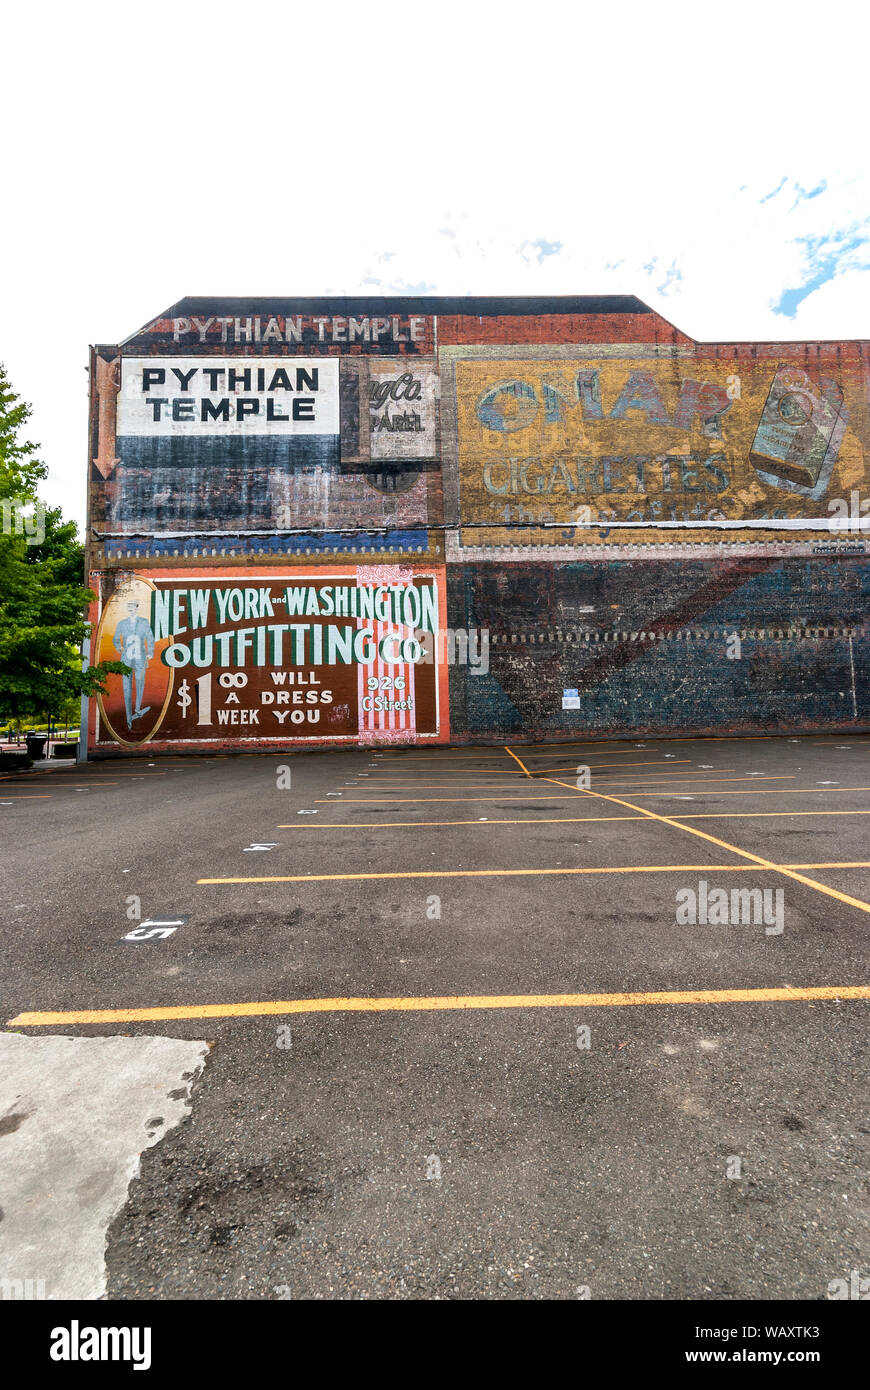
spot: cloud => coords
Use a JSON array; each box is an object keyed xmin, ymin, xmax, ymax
[
  {"xmin": 759, "ymin": 178, "xmax": 788, "ymax": 204},
  {"xmin": 519, "ymin": 238, "xmax": 563, "ymax": 265},
  {"xmin": 1, "ymin": 0, "xmax": 867, "ymax": 527},
  {"xmin": 791, "ymin": 180, "xmax": 827, "ymax": 208},
  {"xmin": 774, "ymin": 225, "xmax": 870, "ymax": 317},
  {"xmin": 787, "ymin": 268, "xmax": 870, "ymax": 340}
]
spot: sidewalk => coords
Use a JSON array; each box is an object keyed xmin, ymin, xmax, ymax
[{"xmin": 0, "ymin": 738, "xmax": 82, "ymax": 775}]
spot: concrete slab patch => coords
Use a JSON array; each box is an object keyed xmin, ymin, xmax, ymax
[{"xmin": 0, "ymin": 1033, "xmax": 208, "ymax": 1299}]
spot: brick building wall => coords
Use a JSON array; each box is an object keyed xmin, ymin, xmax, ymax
[
  {"xmin": 84, "ymin": 296, "xmax": 869, "ymax": 753},
  {"xmin": 447, "ymin": 556, "xmax": 868, "ymax": 741}
]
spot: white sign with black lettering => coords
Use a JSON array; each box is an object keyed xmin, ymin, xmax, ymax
[
  {"xmin": 119, "ymin": 357, "xmax": 339, "ymax": 436},
  {"xmin": 369, "ymin": 363, "xmax": 437, "ymax": 459}
]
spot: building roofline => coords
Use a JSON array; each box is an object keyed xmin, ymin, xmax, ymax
[
  {"xmin": 113, "ymin": 295, "xmax": 869, "ymax": 350},
  {"xmin": 119, "ymin": 294, "xmax": 659, "ymax": 345}
]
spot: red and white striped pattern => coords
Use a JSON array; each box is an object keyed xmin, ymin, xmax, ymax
[{"xmin": 356, "ymin": 566, "xmax": 417, "ymax": 745}]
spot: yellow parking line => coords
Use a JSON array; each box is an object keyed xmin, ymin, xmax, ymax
[
  {"xmin": 318, "ymin": 795, "xmax": 598, "ymax": 803},
  {"xmin": 515, "ymin": 763, "xmax": 698, "ymax": 774},
  {"xmin": 346, "ymin": 773, "xmax": 785, "ymax": 790},
  {"xmin": 375, "ymin": 756, "xmax": 530, "ymax": 767},
  {"xmin": 686, "ymin": 810, "xmax": 870, "ymax": 819},
  {"xmin": 504, "ymin": 745, "xmax": 532, "ymax": 775},
  {"xmin": 356, "ymin": 772, "xmax": 533, "ymax": 778},
  {"xmin": 377, "ymin": 736, "xmax": 786, "ymax": 759},
  {"xmin": 609, "ymin": 785, "xmax": 870, "ymax": 799},
  {"xmin": 574, "ymin": 774, "xmax": 794, "ymax": 786},
  {"xmin": 0, "ymin": 778, "xmax": 116, "ymax": 789},
  {"xmin": 535, "ymin": 767, "xmax": 870, "ymax": 917},
  {"xmin": 526, "ymin": 749, "xmax": 711, "ymax": 758},
  {"xmin": 331, "ymin": 787, "xmax": 549, "ymax": 793},
  {"xmin": 341, "ymin": 776, "xmax": 712, "ymax": 790},
  {"xmin": 278, "ymin": 816, "xmax": 652, "ymax": 828},
  {"xmin": 361, "ymin": 759, "xmax": 695, "ymax": 776},
  {"xmin": 197, "ymin": 861, "xmax": 870, "ymax": 886},
  {"xmin": 275, "ymin": 809, "xmax": 870, "ymax": 830},
  {"xmin": 11, "ymin": 984, "xmax": 870, "ymax": 1027},
  {"xmin": 316, "ymin": 777, "xmax": 806, "ymax": 803}
]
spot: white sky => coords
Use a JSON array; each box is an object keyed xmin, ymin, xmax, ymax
[{"xmin": 2, "ymin": 0, "xmax": 868, "ymax": 529}]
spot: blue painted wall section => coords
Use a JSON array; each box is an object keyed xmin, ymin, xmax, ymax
[
  {"xmin": 447, "ymin": 558, "xmax": 869, "ymax": 739},
  {"xmin": 104, "ymin": 529, "xmax": 430, "ymax": 561}
]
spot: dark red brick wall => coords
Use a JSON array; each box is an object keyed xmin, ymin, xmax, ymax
[{"xmin": 439, "ymin": 312, "xmax": 692, "ymax": 346}]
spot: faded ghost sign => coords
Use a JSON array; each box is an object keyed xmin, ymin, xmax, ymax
[
  {"xmin": 448, "ymin": 352, "xmax": 865, "ymax": 545},
  {"xmin": 91, "ymin": 567, "xmax": 449, "ymax": 748},
  {"xmin": 369, "ymin": 366, "xmax": 438, "ymax": 460},
  {"xmin": 93, "ymin": 352, "xmax": 439, "ymax": 542},
  {"xmin": 128, "ymin": 313, "xmax": 433, "ymax": 353},
  {"xmin": 170, "ymin": 314, "xmax": 429, "ymax": 346},
  {"xmin": 106, "ymin": 357, "xmax": 342, "ymax": 535}
]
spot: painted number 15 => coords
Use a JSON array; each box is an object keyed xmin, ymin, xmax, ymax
[{"xmin": 122, "ymin": 917, "xmax": 185, "ymax": 942}]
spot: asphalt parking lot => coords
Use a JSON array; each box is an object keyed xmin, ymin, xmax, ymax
[{"xmin": 1, "ymin": 734, "xmax": 869, "ymax": 1300}]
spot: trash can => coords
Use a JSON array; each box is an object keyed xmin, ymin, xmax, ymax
[{"xmin": 25, "ymin": 733, "xmax": 48, "ymax": 760}]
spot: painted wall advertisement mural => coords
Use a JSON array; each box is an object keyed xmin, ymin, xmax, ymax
[
  {"xmin": 91, "ymin": 353, "xmax": 440, "ymax": 546},
  {"xmin": 85, "ymin": 298, "xmax": 869, "ymax": 749},
  {"xmin": 446, "ymin": 352, "xmax": 868, "ymax": 546},
  {"xmin": 90, "ymin": 566, "xmax": 449, "ymax": 749}
]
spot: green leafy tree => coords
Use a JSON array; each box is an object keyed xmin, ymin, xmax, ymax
[{"xmin": 0, "ymin": 363, "xmax": 126, "ymax": 723}]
